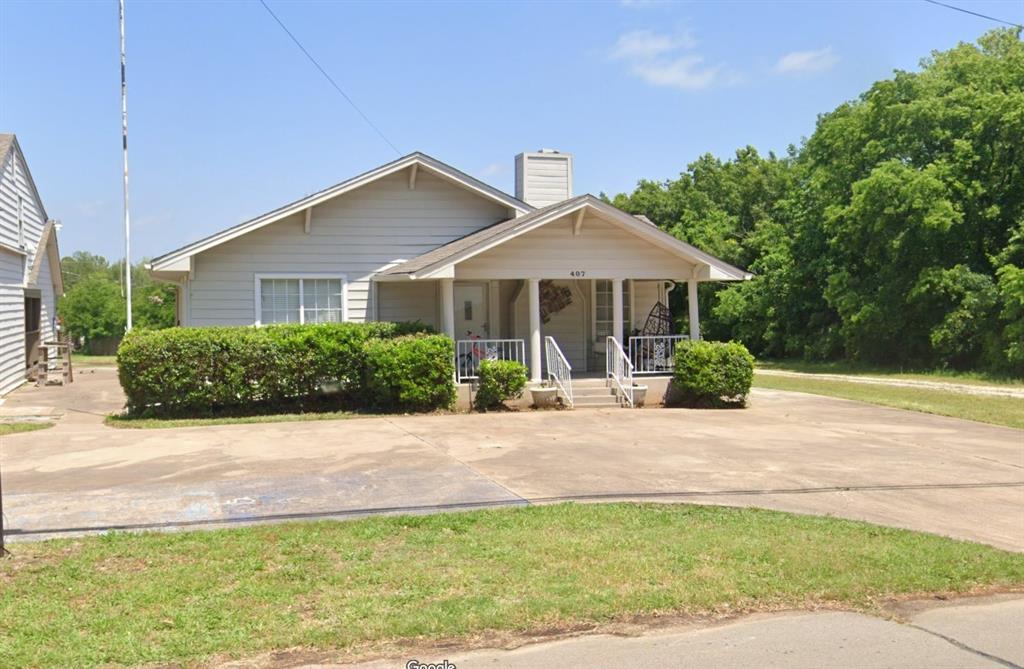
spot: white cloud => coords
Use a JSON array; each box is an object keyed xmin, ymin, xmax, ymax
[
  {"xmin": 773, "ymin": 47, "xmax": 838, "ymax": 74},
  {"xmin": 630, "ymin": 56, "xmax": 722, "ymax": 90},
  {"xmin": 609, "ymin": 29, "xmax": 727, "ymax": 91},
  {"xmin": 610, "ymin": 29, "xmax": 696, "ymax": 61}
]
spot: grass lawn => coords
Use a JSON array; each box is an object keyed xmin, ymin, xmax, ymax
[
  {"xmin": 71, "ymin": 353, "xmax": 117, "ymax": 367},
  {"xmin": 2, "ymin": 503, "xmax": 1022, "ymax": 669},
  {"xmin": 757, "ymin": 359, "xmax": 1024, "ymax": 387},
  {"xmin": 754, "ymin": 373, "xmax": 1024, "ymax": 429},
  {"xmin": 106, "ymin": 409, "xmax": 362, "ymax": 429},
  {"xmin": 0, "ymin": 422, "xmax": 53, "ymax": 436}
]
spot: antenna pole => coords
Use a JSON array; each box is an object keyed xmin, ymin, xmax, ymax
[{"xmin": 120, "ymin": 0, "xmax": 133, "ymax": 331}]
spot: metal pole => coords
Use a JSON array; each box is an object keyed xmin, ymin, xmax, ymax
[{"xmin": 120, "ymin": 0, "xmax": 133, "ymax": 331}]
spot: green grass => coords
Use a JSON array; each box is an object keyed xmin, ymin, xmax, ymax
[
  {"xmin": 0, "ymin": 422, "xmax": 53, "ymax": 436},
  {"xmin": 754, "ymin": 373, "xmax": 1024, "ymax": 429},
  {"xmin": 71, "ymin": 353, "xmax": 117, "ymax": 367},
  {"xmin": 757, "ymin": 359, "xmax": 1024, "ymax": 387},
  {"xmin": 105, "ymin": 410, "xmax": 362, "ymax": 429},
  {"xmin": 1, "ymin": 503, "xmax": 1022, "ymax": 669}
]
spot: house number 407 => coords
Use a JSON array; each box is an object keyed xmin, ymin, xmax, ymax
[{"xmin": 570, "ymin": 270, "xmax": 586, "ymax": 277}]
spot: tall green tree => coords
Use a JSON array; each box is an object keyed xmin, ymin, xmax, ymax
[
  {"xmin": 613, "ymin": 28, "xmax": 1024, "ymax": 374},
  {"xmin": 58, "ymin": 255, "xmax": 176, "ymax": 350}
]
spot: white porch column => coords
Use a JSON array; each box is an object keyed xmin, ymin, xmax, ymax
[
  {"xmin": 528, "ymin": 278, "xmax": 542, "ymax": 382},
  {"xmin": 612, "ymin": 278, "xmax": 624, "ymax": 347},
  {"xmin": 440, "ymin": 278, "xmax": 455, "ymax": 339},
  {"xmin": 687, "ymin": 278, "xmax": 700, "ymax": 340}
]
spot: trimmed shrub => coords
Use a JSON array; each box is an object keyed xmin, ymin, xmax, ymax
[
  {"xmin": 670, "ymin": 340, "xmax": 755, "ymax": 408},
  {"xmin": 363, "ymin": 334, "xmax": 456, "ymax": 412},
  {"xmin": 474, "ymin": 359, "xmax": 528, "ymax": 410},
  {"xmin": 117, "ymin": 321, "xmax": 433, "ymax": 416}
]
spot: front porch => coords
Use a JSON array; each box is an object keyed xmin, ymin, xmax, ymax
[{"xmin": 373, "ymin": 195, "xmax": 750, "ymax": 405}]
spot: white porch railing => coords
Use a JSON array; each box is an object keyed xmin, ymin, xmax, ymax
[
  {"xmin": 545, "ymin": 336, "xmax": 573, "ymax": 408},
  {"xmin": 455, "ymin": 338, "xmax": 526, "ymax": 383},
  {"xmin": 606, "ymin": 336, "xmax": 634, "ymax": 408},
  {"xmin": 629, "ymin": 335, "xmax": 690, "ymax": 375}
]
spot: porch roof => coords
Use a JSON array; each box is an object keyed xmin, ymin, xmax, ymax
[{"xmin": 376, "ymin": 195, "xmax": 752, "ymax": 282}]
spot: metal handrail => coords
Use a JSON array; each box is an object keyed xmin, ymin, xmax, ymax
[
  {"xmin": 455, "ymin": 338, "xmax": 526, "ymax": 383},
  {"xmin": 629, "ymin": 335, "xmax": 690, "ymax": 375},
  {"xmin": 544, "ymin": 336, "xmax": 574, "ymax": 408},
  {"xmin": 606, "ymin": 336, "xmax": 634, "ymax": 407}
]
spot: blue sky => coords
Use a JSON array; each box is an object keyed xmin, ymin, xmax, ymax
[{"xmin": 1, "ymin": 0, "xmax": 1019, "ymax": 260}]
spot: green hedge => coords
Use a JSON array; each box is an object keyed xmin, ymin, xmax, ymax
[
  {"xmin": 670, "ymin": 340, "xmax": 755, "ymax": 408},
  {"xmin": 474, "ymin": 359, "xmax": 527, "ymax": 410},
  {"xmin": 364, "ymin": 335, "xmax": 456, "ymax": 412},
  {"xmin": 116, "ymin": 321, "xmax": 436, "ymax": 416}
]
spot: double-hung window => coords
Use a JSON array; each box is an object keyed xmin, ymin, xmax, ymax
[
  {"xmin": 256, "ymin": 274, "xmax": 346, "ymax": 325},
  {"xmin": 594, "ymin": 279, "xmax": 631, "ymax": 340}
]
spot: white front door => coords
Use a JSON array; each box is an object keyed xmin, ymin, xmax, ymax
[{"xmin": 454, "ymin": 282, "xmax": 489, "ymax": 339}]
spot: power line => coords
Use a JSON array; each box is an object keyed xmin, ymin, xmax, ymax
[
  {"xmin": 921, "ymin": 0, "xmax": 1023, "ymax": 29},
  {"xmin": 257, "ymin": 0, "xmax": 401, "ymax": 156}
]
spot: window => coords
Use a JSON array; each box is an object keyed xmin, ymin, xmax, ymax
[
  {"xmin": 302, "ymin": 278, "xmax": 344, "ymax": 323},
  {"xmin": 256, "ymin": 275, "xmax": 345, "ymax": 325},
  {"xmin": 594, "ymin": 279, "xmax": 631, "ymax": 340}
]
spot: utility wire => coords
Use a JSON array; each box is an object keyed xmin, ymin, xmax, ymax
[
  {"xmin": 257, "ymin": 0, "xmax": 401, "ymax": 155},
  {"xmin": 921, "ymin": 0, "xmax": 1023, "ymax": 29}
]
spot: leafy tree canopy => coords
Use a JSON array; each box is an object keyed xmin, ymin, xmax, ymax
[{"xmin": 613, "ymin": 29, "xmax": 1024, "ymax": 374}]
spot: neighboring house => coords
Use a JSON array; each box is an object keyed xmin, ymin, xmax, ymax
[
  {"xmin": 149, "ymin": 149, "xmax": 748, "ymax": 386},
  {"xmin": 0, "ymin": 134, "xmax": 63, "ymax": 396}
]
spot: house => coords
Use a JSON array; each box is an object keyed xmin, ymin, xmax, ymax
[
  {"xmin": 0, "ymin": 134, "xmax": 63, "ymax": 396},
  {"xmin": 149, "ymin": 149, "xmax": 748, "ymax": 402}
]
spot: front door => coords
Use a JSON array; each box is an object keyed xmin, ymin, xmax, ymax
[{"xmin": 453, "ymin": 282, "xmax": 489, "ymax": 339}]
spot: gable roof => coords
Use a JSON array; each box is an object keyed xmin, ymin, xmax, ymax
[
  {"xmin": 27, "ymin": 219, "xmax": 64, "ymax": 295},
  {"xmin": 379, "ymin": 195, "xmax": 751, "ymax": 281},
  {"xmin": 149, "ymin": 152, "xmax": 533, "ymax": 271},
  {"xmin": 0, "ymin": 133, "xmax": 48, "ymax": 223}
]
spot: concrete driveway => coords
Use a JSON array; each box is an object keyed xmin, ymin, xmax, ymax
[{"xmin": 2, "ymin": 367, "xmax": 1022, "ymax": 549}]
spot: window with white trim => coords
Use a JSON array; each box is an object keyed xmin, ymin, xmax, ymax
[
  {"xmin": 594, "ymin": 279, "xmax": 631, "ymax": 340},
  {"xmin": 257, "ymin": 276, "xmax": 344, "ymax": 325}
]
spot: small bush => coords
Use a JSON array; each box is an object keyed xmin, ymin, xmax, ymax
[
  {"xmin": 475, "ymin": 359, "xmax": 528, "ymax": 410},
  {"xmin": 670, "ymin": 340, "xmax": 755, "ymax": 408},
  {"xmin": 117, "ymin": 321, "xmax": 434, "ymax": 416},
  {"xmin": 364, "ymin": 335, "xmax": 456, "ymax": 412}
]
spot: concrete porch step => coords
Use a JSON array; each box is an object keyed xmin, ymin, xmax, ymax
[
  {"xmin": 573, "ymin": 386, "xmax": 615, "ymax": 398},
  {"xmin": 571, "ymin": 395, "xmax": 622, "ymax": 408}
]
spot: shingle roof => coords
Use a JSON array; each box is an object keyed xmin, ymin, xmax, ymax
[{"xmin": 379, "ymin": 195, "xmax": 590, "ymax": 277}]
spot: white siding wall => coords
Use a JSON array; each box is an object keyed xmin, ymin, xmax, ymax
[
  {"xmin": 36, "ymin": 247, "xmax": 57, "ymax": 342},
  {"xmin": 632, "ymin": 280, "xmax": 663, "ymax": 331},
  {"xmin": 456, "ymin": 215, "xmax": 696, "ymax": 280},
  {"xmin": 510, "ymin": 279, "xmax": 590, "ymax": 372},
  {"xmin": 377, "ymin": 282, "xmax": 438, "ymax": 329},
  {"xmin": 187, "ymin": 170, "xmax": 509, "ymax": 326},
  {"xmin": 0, "ymin": 143, "xmax": 49, "ymax": 396},
  {"xmin": 0, "ymin": 249, "xmax": 26, "ymax": 395},
  {"xmin": 0, "ymin": 145, "xmax": 46, "ymax": 273}
]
